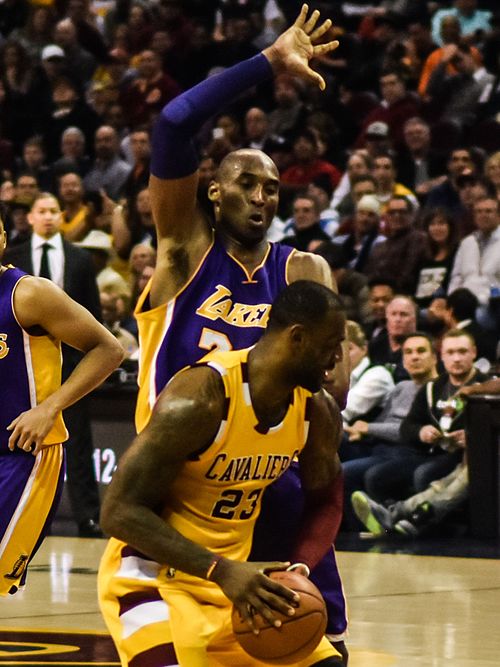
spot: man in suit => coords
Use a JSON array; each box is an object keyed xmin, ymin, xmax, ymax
[{"xmin": 4, "ymin": 192, "xmax": 104, "ymax": 537}]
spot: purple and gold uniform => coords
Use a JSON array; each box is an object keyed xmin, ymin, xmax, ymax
[
  {"xmin": 99, "ymin": 235, "xmax": 346, "ymax": 664},
  {"xmin": 134, "ymin": 234, "xmax": 294, "ymax": 432},
  {"xmin": 99, "ymin": 348, "xmax": 341, "ymax": 666},
  {"xmin": 0, "ymin": 267, "xmax": 67, "ymax": 595}
]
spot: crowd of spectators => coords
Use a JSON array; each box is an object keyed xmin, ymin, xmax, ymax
[{"xmin": 1, "ymin": 0, "xmax": 499, "ymax": 536}]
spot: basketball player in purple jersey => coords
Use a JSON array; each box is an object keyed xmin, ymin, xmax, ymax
[
  {"xmin": 133, "ymin": 6, "xmax": 348, "ymax": 664},
  {"xmin": 0, "ymin": 216, "xmax": 123, "ymax": 595}
]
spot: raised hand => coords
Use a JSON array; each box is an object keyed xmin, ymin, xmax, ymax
[{"xmin": 263, "ymin": 4, "xmax": 339, "ymax": 90}]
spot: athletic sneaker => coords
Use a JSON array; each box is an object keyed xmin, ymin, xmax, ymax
[
  {"xmin": 394, "ymin": 502, "xmax": 434, "ymax": 537},
  {"xmin": 351, "ymin": 491, "xmax": 395, "ymax": 536}
]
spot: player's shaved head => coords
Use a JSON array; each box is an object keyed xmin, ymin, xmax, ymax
[{"xmin": 216, "ymin": 149, "xmax": 278, "ymax": 181}]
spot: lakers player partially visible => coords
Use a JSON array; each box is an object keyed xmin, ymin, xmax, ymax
[
  {"xmin": 99, "ymin": 281, "xmax": 346, "ymax": 666},
  {"xmin": 0, "ymin": 216, "xmax": 123, "ymax": 595}
]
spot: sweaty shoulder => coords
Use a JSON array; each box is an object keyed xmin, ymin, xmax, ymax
[{"xmin": 287, "ymin": 250, "xmax": 334, "ymax": 291}]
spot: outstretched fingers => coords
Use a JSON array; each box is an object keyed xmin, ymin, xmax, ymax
[
  {"xmin": 309, "ymin": 17, "xmax": 332, "ymax": 42},
  {"xmin": 293, "ymin": 4, "xmax": 310, "ymax": 30},
  {"xmin": 313, "ymin": 39, "xmax": 340, "ymax": 57}
]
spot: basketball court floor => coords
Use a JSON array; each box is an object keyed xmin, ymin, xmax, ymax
[{"xmin": 2, "ymin": 534, "xmax": 499, "ymax": 667}]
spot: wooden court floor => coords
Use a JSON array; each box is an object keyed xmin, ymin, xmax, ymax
[{"xmin": 1, "ymin": 536, "xmax": 499, "ymax": 667}]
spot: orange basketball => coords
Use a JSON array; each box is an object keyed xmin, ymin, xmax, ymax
[{"xmin": 231, "ymin": 570, "xmax": 327, "ymax": 665}]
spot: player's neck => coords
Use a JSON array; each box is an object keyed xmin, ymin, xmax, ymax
[
  {"xmin": 217, "ymin": 230, "xmax": 269, "ymax": 272},
  {"xmin": 247, "ymin": 345, "xmax": 294, "ymax": 428}
]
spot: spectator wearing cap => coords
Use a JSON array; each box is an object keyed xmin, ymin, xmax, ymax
[
  {"xmin": 280, "ymin": 129, "xmax": 342, "ymax": 204},
  {"xmin": 372, "ymin": 152, "xmax": 419, "ymax": 214},
  {"xmin": 3, "ymin": 198, "xmax": 31, "ymax": 246},
  {"xmin": 75, "ymin": 229, "xmax": 130, "ymax": 296},
  {"xmin": 431, "ymin": 0, "xmax": 492, "ymax": 47},
  {"xmin": 395, "ymin": 118, "xmax": 447, "ymax": 200},
  {"xmin": 362, "ymin": 122, "xmax": 392, "ymax": 161},
  {"xmin": 334, "ymin": 194, "xmax": 385, "ymax": 274},
  {"xmin": 366, "ymin": 195, "xmax": 427, "ymax": 295},
  {"xmin": 40, "ymin": 43, "xmax": 70, "ymax": 86},
  {"xmin": 356, "ymin": 68, "xmax": 420, "ymax": 151},
  {"xmin": 279, "ymin": 192, "xmax": 331, "ymax": 252},
  {"xmin": 314, "ymin": 243, "xmax": 372, "ymax": 327}
]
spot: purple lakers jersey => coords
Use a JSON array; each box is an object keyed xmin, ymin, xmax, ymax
[
  {"xmin": 135, "ymin": 236, "xmax": 294, "ymax": 431},
  {"xmin": 0, "ymin": 267, "xmax": 67, "ymax": 453}
]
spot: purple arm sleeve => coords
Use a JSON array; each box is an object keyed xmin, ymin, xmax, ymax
[{"xmin": 150, "ymin": 54, "xmax": 273, "ymax": 179}]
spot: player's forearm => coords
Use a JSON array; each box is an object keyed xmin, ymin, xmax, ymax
[
  {"xmin": 101, "ymin": 499, "xmax": 218, "ymax": 580},
  {"xmin": 42, "ymin": 338, "xmax": 123, "ymax": 415},
  {"xmin": 150, "ymin": 54, "xmax": 273, "ymax": 179},
  {"xmin": 291, "ymin": 471, "xmax": 344, "ymax": 570}
]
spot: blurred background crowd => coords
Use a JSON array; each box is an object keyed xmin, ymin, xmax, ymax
[{"xmin": 1, "ymin": 0, "xmax": 499, "ymax": 536}]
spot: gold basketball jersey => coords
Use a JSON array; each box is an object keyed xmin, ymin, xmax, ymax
[{"xmin": 164, "ymin": 347, "xmax": 312, "ymax": 564}]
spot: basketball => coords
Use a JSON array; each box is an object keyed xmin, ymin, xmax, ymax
[{"xmin": 231, "ymin": 570, "xmax": 327, "ymax": 665}]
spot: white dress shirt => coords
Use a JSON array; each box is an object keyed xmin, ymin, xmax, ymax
[
  {"xmin": 31, "ymin": 232, "xmax": 65, "ymax": 289},
  {"xmin": 342, "ymin": 355, "xmax": 395, "ymax": 424}
]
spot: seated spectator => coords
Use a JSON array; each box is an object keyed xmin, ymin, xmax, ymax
[
  {"xmin": 100, "ymin": 289, "xmax": 139, "ymax": 361},
  {"xmin": 341, "ymin": 320, "xmax": 395, "ymax": 428},
  {"xmin": 334, "ymin": 194, "xmax": 385, "ymax": 274},
  {"xmin": 305, "ymin": 175, "xmax": 339, "ymax": 238},
  {"xmin": 364, "ymin": 280, "xmax": 395, "ymax": 341},
  {"xmin": 372, "ymin": 152, "xmax": 419, "ymax": 213},
  {"xmin": 331, "ymin": 150, "xmax": 373, "ymax": 217},
  {"xmin": 351, "ymin": 377, "xmax": 500, "ymax": 538},
  {"xmin": 429, "ymin": 288, "xmax": 498, "ymax": 365},
  {"xmin": 342, "ymin": 332, "xmax": 439, "ymax": 530},
  {"xmin": 314, "ymin": 242, "xmax": 371, "ymax": 326},
  {"xmin": 2, "ymin": 198, "xmax": 31, "ymax": 246},
  {"xmin": 52, "ymin": 126, "xmax": 91, "ymax": 178},
  {"xmin": 334, "ymin": 173, "xmax": 378, "ymax": 235},
  {"xmin": 14, "ymin": 172, "xmax": 39, "ymax": 206},
  {"xmin": 280, "ymin": 192, "xmax": 331, "ymax": 252},
  {"xmin": 58, "ymin": 171, "xmax": 90, "ymax": 242},
  {"xmin": 280, "ymin": 129, "xmax": 341, "ymax": 204},
  {"xmin": 53, "ymin": 17, "xmax": 97, "ymax": 84},
  {"xmin": 414, "ymin": 208, "xmax": 459, "ymax": 311},
  {"xmin": 395, "ymin": 117, "xmax": 447, "ymax": 201},
  {"xmin": 15, "ymin": 135, "xmax": 54, "ymax": 192},
  {"xmin": 362, "ymin": 329, "xmax": 488, "ymax": 506},
  {"xmin": 75, "ymin": 229, "xmax": 130, "ymax": 295},
  {"xmin": 355, "ymin": 68, "xmax": 420, "ymax": 151},
  {"xmin": 112, "ymin": 187, "xmax": 156, "ymax": 259},
  {"xmin": 448, "ymin": 196, "xmax": 500, "ymax": 327},
  {"xmin": 122, "ymin": 127, "xmax": 151, "ymax": 200},
  {"xmin": 84, "ymin": 125, "xmax": 132, "ymax": 201},
  {"xmin": 431, "ymin": 0, "xmax": 492, "ymax": 47},
  {"xmin": 120, "ymin": 49, "xmax": 180, "ymax": 128},
  {"xmin": 369, "ymin": 295, "xmax": 418, "ymax": 383},
  {"xmin": 454, "ymin": 172, "xmax": 496, "ymax": 237},
  {"xmin": 426, "ymin": 43, "xmax": 495, "ymax": 130},
  {"xmin": 267, "ymin": 73, "xmax": 307, "ymax": 139},
  {"xmin": 243, "ymin": 106, "xmax": 270, "ymax": 151},
  {"xmin": 484, "ymin": 151, "xmax": 500, "ymax": 203},
  {"xmin": 365, "ymin": 195, "xmax": 426, "ymax": 294},
  {"xmin": 425, "ymin": 147, "xmax": 477, "ymax": 215},
  {"xmin": 128, "ymin": 242, "xmax": 157, "ymax": 306},
  {"xmin": 418, "ymin": 14, "xmax": 483, "ymax": 99}
]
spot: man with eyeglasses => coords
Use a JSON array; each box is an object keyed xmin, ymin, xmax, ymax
[{"xmin": 365, "ymin": 195, "xmax": 427, "ymax": 294}]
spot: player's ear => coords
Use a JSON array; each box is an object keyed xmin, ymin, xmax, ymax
[{"xmin": 208, "ymin": 181, "xmax": 220, "ymax": 202}]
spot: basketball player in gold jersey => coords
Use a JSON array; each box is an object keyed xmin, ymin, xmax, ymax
[{"xmin": 99, "ymin": 281, "xmax": 346, "ymax": 666}]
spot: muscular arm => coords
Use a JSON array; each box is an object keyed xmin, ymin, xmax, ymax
[
  {"xmin": 288, "ymin": 251, "xmax": 350, "ymax": 407},
  {"xmin": 148, "ymin": 7, "xmax": 338, "ymax": 306},
  {"xmin": 101, "ymin": 366, "xmax": 298, "ymax": 628},
  {"xmin": 292, "ymin": 391, "xmax": 343, "ymax": 570},
  {"xmin": 8, "ymin": 277, "xmax": 123, "ymax": 453}
]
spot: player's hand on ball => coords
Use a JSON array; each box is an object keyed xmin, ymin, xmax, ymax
[{"xmin": 211, "ymin": 558, "xmax": 298, "ymax": 634}]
